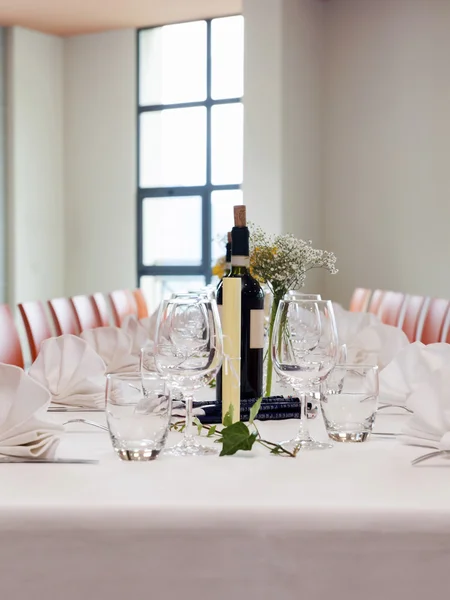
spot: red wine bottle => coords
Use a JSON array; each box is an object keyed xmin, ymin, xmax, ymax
[{"xmin": 216, "ymin": 206, "xmax": 264, "ymax": 401}]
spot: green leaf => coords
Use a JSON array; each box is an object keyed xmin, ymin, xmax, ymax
[
  {"xmin": 219, "ymin": 422, "xmax": 258, "ymax": 456},
  {"xmin": 249, "ymin": 397, "xmax": 263, "ymax": 424},
  {"xmin": 270, "ymin": 446, "xmax": 282, "ymax": 455},
  {"xmin": 222, "ymin": 404, "xmax": 234, "ymax": 427},
  {"xmin": 206, "ymin": 425, "xmax": 217, "ymax": 437},
  {"xmin": 193, "ymin": 417, "xmax": 203, "ymax": 436}
]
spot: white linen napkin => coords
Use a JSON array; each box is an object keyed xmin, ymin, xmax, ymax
[
  {"xmin": 29, "ymin": 334, "xmax": 107, "ymax": 409},
  {"xmin": 401, "ymin": 367, "xmax": 450, "ymax": 449},
  {"xmin": 379, "ymin": 342, "xmax": 450, "ymax": 407},
  {"xmin": 0, "ymin": 364, "xmax": 62, "ymax": 458},
  {"xmin": 346, "ymin": 322, "xmax": 410, "ymax": 370},
  {"xmin": 333, "ymin": 302, "xmax": 380, "ymax": 344},
  {"xmin": 81, "ymin": 326, "xmax": 139, "ymax": 373},
  {"xmin": 121, "ymin": 314, "xmax": 151, "ymax": 356},
  {"xmin": 140, "ymin": 308, "xmax": 159, "ymax": 341}
]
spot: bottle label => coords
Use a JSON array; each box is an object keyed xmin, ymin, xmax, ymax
[
  {"xmin": 231, "ymin": 256, "xmax": 250, "ymax": 267},
  {"xmin": 250, "ymin": 309, "xmax": 265, "ymax": 349}
]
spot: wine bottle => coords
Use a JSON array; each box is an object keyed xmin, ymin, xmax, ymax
[
  {"xmin": 216, "ymin": 206, "xmax": 264, "ymax": 401},
  {"xmin": 224, "ymin": 232, "xmax": 232, "ymax": 276}
]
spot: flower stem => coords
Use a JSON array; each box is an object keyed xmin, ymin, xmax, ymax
[{"xmin": 265, "ymin": 295, "xmax": 281, "ymax": 397}]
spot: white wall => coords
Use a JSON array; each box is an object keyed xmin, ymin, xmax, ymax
[
  {"xmin": 64, "ymin": 29, "xmax": 136, "ymax": 296},
  {"xmin": 323, "ymin": 0, "xmax": 450, "ymax": 305},
  {"xmin": 6, "ymin": 27, "xmax": 64, "ymax": 306},
  {"xmin": 243, "ymin": 0, "xmax": 325, "ymax": 292}
]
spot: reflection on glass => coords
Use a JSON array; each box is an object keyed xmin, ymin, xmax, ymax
[
  {"xmin": 140, "ymin": 275, "xmax": 206, "ymax": 314},
  {"xmin": 211, "ymin": 190, "xmax": 243, "ymax": 262},
  {"xmin": 142, "ymin": 196, "xmax": 202, "ymax": 267},
  {"xmin": 211, "ymin": 103, "xmax": 243, "ymax": 185},
  {"xmin": 211, "ymin": 16, "xmax": 244, "ymax": 100},
  {"xmin": 140, "ymin": 107, "xmax": 206, "ymax": 187},
  {"xmin": 139, "ymin": 21, "xmax": 207, "ymax": 106}
]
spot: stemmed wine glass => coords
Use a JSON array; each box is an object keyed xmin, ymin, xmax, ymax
[
  {"xmin": 272, "ymin": 298, "xmax": 338, "ymax": 451},
  {"xmin": 154, "ymin": 295, "xmax": 223, "ymax": 456}
]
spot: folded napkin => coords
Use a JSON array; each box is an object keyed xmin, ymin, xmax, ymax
[
  {"xmin": 380, "ymin": 341, "xmax": 450, "ymax": 407},
  {"xmin": 29, "ymin": 334, "xmax": 106, "ymax": 409},
  {"xmin": 0, "ymin": 364, "xmax": 62, "ymax": 458},
  {"xmin": 401, "ymin": 367, "xmax": 450, "ymax": 449},
  {"xmin": 121, "ymin": 314, "xmax": 151, "ymax": 356},
  {"xmin": 140, "ymin": 308, "xmax": 159, "ymax": 341},
  {"xmin": 333, "ymin": 303, "xmax": 380, "ymax": 344},
  {"xmin": 81, "ymin": 326, "xmax": 139, "ymax": 373},
  {"xmin": 346, "ymin": 323, "xmax": 409, "ymax": 370}
]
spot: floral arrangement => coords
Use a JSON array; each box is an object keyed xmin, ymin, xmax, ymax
[
  {"xmin": 212, "ymin": 255, "xmax": 226, "ymax": 280},
  {"xmin": 213, "ymin": 226, "xmax": 338, "ymax": 396}
]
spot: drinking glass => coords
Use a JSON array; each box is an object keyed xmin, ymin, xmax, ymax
[
  {"xmin": 272, "ymin": 299, "xmax": 338, "ymax": 451},
  {"xmin": 105, "ymin": 372, "xmax": 172, "ymax": 460},
  {"xmin": 286, "ymin": 291, "xmax": 322, "ymax": 301},
  {"xmin": 320, "ymin": 364, "xmax": 379, "ymax": 442},
  {"xmin": 154, "ymin": 295, "xmax": 223, "ymax": 456}
]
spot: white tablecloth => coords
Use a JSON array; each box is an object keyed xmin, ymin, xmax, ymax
[{"xmin": 1, "ymin": 409, "xmax": 450, "ymax": 599}]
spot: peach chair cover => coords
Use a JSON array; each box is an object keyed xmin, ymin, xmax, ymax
[
  {"xmin": 421, "ymin": 298, "xmax": 450, "ymax": 345},
  {"xmin": 367, "ymin": 289, "xmax": 385, "ymax": 316},
  {"xmin": 401, "ymin": 295, "xmax": 427, "ymax": 343},
  {"xmin": 71, "ymin": 295, "xmax": 103, "ymax": 332},
  {"xmin": 48, "ymin": 298, "xmax": 80, "ymax": 337},
  {"xmin": 18, "ymin": 301, "xmax": 53, "ymax": 363},
  {"xmin": 378, "ymin": 291, "xmax": 406, "ymax": 327},
  {"xmin": 133, "ymin": 289, "xmax": 149, "ymax": 319},
  {"xmin": 109, "ymin": 290, "xmax": 138, "ymax": 327},
  {"xmin": 91, "ymin": 293, "xmax": 110, "ymax": 327},
  {"xmin": 349, "ymin": 288, "xmax": 371, "ymax": 313},
  {"xmin": 0, "ymin": 304, "xmax": 24, "ymax": 368}
]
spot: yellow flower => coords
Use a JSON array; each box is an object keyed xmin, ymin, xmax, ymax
[{"xmin": 212, "ymin": 256, "xmax": 226, "ymax": 279}]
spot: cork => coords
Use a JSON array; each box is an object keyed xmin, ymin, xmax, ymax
[
  {"xmin": 227, "ymin": 231, "xmax": 232, "ymax": 243},
  {"xmin": 234, "ymin": 205, "xmax": 246, "ymax": 227}
]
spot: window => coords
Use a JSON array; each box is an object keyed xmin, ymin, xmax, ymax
[{"xmin": 137, "ymin": 16, "xmax": 244, "ymax": 311}]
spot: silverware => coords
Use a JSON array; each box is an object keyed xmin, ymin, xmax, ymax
[
  {"xmin": 0, "ymin": 458, "xmax": 99, "ymax": 464},
  {"xmin": 48, "ymin": 407, "xmax": 104, "ymax": 413},
  {"xmin": 63, "ymin": 418, "xmax": 108, "ymax": 432},
  {"xmin": 377, "ymin": 404, "xmax": 413, "ymax": 414},
  {"xmin": 371, "ymin": 432, "xmax": 398, "ymax": 437},
  {"xmin": 411, "ymin": 450, "xmax": 450, "ymax": 466}
]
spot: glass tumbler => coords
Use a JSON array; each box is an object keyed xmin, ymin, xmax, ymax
[
  {"xmin": 105, "ymin": 372, "xmax": 172, "ymax": 460},
  {"xmin": 320, "ymin": 364, "xmax": 379, "ymax": 442}
]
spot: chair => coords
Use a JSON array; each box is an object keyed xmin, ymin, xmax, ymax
[
  {"xmin": 91, "ymin": 293, "xmax": 110, "ymax": 327},
  {"xmin": 420, "ymin": 298, "xmax": 450, "ymax": 345},
  {"xmin": 18, "ymin": 301, "xmax": 53, "ymax": 362},
  {"xmin": 349, "ymin": 288, "xmax": 371, "ymax": 313},
  {"xmin": 0, "ymin": 304, "xmax": 24, "ymax": 368},
  {"xmin": 133, "ymin": 289, "xmax": 149, "ymax": 319},
  {"xmin": 71, "ymin": 295, "xmax": 103, "ymax": 332},
  {"xmin": 109, "ymin": 290, "xmax": 138, "ymax": 326},
  {"xmin": 401, "ymin": 295, "xmax": 427, "ymax": 342},
  {"xmin": 378, "ymin": 291, "xmax": 406, "ymax": 327},
  {"xmin": 48, "ymin": 298, "xmax": 80, "ymax": 336},
  {"xmin": 367, "ymin": 289, "xmax": 385, "ymax": 316}
]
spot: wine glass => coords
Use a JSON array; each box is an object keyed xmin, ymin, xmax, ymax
[
  {"xmin": 286, "ymin": 291, "xmax": 322, "ymax": 300},
  {"xmin": 154, "ymin": 295, "xmax": 223, "ymax": 456},
  {"xmin": 272, "ymin": 298, "xmax": 338, "ymax": 451}
]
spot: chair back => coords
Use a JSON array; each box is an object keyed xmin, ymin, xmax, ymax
[
  {"xmin": 71, "ymin": 295, "xmax": 102, "ymax": 331},
  {"xmin": 48, "ymin": 298, "xmax": 80, "ymax": 336},
  {"xmin": 133, "ymin": 289, "xmax": 149, "ymax": 319},
  {"xmin": 349, "ymin": 288, "xmax": 371, "ymax": 312},
  {"xmin": 18, "ymin": 301, "xmax": 53, "ymax": 362},
  {"xmin": 367, "ymin": 289, "xmax": 385, "ymax": 316},
  {"xmin": 109, "ymin": 290, "xmax": 138, "ymax": 326},
  {"xmin": 91, "ymin": 293, "xmax": 110, "ymax": 327},
  {"xmin": 0, "ymin": 304, "xmax": 24, "ymax": 368},
  {"xmin": 401, "ymin": 295, "xmax": 427, "ymax": 342},
  {"xmin": 421, "ymin": 298, "xmax": 450, "ymax": 344},
  {"xmin": 378, "ymin": 291, "xmax": 406, "ymax": 327}
]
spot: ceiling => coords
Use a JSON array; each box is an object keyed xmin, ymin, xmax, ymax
[{"xmin": 0, "ymin": 0, "xmax": 242, "ymax": 36}]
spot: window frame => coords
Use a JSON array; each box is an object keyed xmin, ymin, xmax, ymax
[{"xmin": 136, "ymin": 17, "xmax": 243, "ymax": 287}]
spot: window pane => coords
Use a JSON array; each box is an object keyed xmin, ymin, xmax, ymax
[
  {"xmin": 139, "ymin": 21, "xmax": 207, "ymax": 105},
  {"xmin": 140, "ymin": 107, "xmax": 206, "ymax": 187},
  {"xmin": 211, "ymin": 103, "xmax": 243, "ymax": 185},
  {"xmin": 211, "ymin": 190, "xmax": 243, "ymax": 262},
  {"xmin": 211, "ymin": 16, "xmax": 244, "ymax": 100},
  {"xmin": 140, "ymin": 275, "xmax": 206, "ymax": 313},
  {"xmin": 143, "ymin": 196, "xmax": 202, "ymax": 266}
]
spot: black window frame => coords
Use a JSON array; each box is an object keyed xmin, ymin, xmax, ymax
[{"xmin": 136, "ymin": 17, "xmax": 243, "ymax": 288}]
